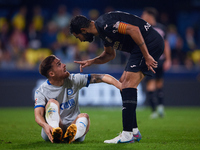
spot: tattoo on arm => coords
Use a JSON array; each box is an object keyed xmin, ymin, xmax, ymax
[
  {"xmin": 90, "ymin": 74, "xmax": 105, "ymax": 83},
  {"xmin": 138, "ymin": 41, "xmax": 145, "ymax": 47}
]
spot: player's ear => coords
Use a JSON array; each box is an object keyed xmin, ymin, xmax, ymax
[
  {"xmin": 48, "ymin": 70, "xmax": 55, "ymax": 77},
  {"xmin": 80, "ymin": 28, "xmax": 87, "ymax": 34}
]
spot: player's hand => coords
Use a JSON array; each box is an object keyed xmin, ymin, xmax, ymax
[
  {"xmin": 44, "ymin": 124, "xmax": 54, "ymax": 143},
  {"xmin": 145, "ymin": 55, "xmax": 158, "ymax": 74},
  {"xmin": 74, "ymin": 59, "xmax": 94, "ymax": 72}
]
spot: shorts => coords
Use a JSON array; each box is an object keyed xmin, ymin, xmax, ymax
[
  {"xmin": 41, "ymin": 128, "xmax": 86, "ymax": 142},
  {"xmin": 125, "ymin": 39, "xmax": 164, "ymax": 77},
  {"xmin": 145, "ymin": 59, "xmax": 165, "ymax": 81}
]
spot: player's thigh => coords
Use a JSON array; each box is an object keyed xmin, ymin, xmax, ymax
[
  {"xmin": 119, "ymin": 71, "xmax": 126, "ymax": 83},
  {"xmin": 121, "ymin": 71, "xmax": 144, "ymax": 89}
]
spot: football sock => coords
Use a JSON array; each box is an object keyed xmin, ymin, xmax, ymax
[
  {"xmin": 133, "ymin": 128, "xmax": 139, "ymax": 134},
  {"xmin": 121, "ymin": 88, "xmax": 137, "ymax": 132},
  {"xmin": 74, "ymin": 117, "xmax": 88, "ymax": 140},
  {"xmin": 147, "ymin": 91, "xmax": 157, "ymax": 112},
  {"xmin": 45, "ymin": 102, "xmax": 60, "ymax": 128},
  {"xmin": 157, "ymin": 88, "xmax": 164, "ymax": 105}
]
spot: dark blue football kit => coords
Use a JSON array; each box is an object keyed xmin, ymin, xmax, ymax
[{"xmin": 94, "ymin": 11, "xmax": 164, "ymax": 76}]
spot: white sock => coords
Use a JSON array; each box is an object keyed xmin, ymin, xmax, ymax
[
  {"xmin": 133, "ymin": 128, "xmax": 139, "ymax": 134},
  {"xmin": 74, "ymin": 117, "xmax": 88, "ymax": 140},
  {"xmin": 45, "ymin": 102, "xmax": 60, "ymax": 128}
]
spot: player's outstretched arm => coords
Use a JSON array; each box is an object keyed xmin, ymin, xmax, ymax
[
  {"xmin": 74, "ymin": 46, "xmax": 115, "ymax": 72},
  {"xmin": 90, "ymin": 74, "xmax": 121, "ymax": 90}
]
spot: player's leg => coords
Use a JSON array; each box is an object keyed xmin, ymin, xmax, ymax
[
  {"xmin": 156, "ymin": 78, "xmax": 165, "ymax": 117},
  {"xmin": 122, "ymin": 71, "xmax": 143, "ymax": 142},
  {"xmin": 104, "ymin": 71, "xmax": 144, "ymax": 144},
  {"xmin": 146, "ymin": 78, "xmax": 158, "ymax": 119},
  {"xmin": 155, "ymin": 59, "xmax": 165, "ymax": 117},
  {"xmin": 63, "ymin": 113, "xmax": 90, "ymax": 143},
  {"xmin": 45, "ymin": 99, "xmax": 63, "ymax": 143}
]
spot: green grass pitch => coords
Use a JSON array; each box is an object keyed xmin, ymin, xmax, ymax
[{"xmin": 0, "ymin": 107, "xmax": 200, "ymax": 150}]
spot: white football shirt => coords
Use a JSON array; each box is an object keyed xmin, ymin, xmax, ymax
[{"xmin": 34, "ymin": 73, "xmax": 91, "ymax": 126}]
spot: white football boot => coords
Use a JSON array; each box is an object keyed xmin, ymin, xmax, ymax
[{"xmin": 104, "ymin": 131, "xmax": 134, "ymax": 144}]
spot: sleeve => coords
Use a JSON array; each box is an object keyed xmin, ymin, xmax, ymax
[
  {"xmin": 102, "ymin": 19, "xmax": 128, "ymax": 35},
  {"xmin": 34, "ymin": 90, "xmax": 46, "ymax": 109},
  {"xmin": 72, "ymin": 73, "xmax": 91, "ymax": 89}
]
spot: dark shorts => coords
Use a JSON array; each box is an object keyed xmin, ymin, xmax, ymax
[
  {"xmin": 125, "ymin": 40, "xmax": 164, "ymax": 77},
  {"xmin": 145, "ymin": 59, "xmax": 165, "ymax": 81}
]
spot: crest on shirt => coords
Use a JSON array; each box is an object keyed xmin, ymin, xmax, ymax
[
  {"xmin": 67, "ymin": 89, "xmax": 73, "ymax": 95},
  {"xmin": 112, "ymin": 21, "xmax": 119, "ymax": 33},
  {"xmin": 113, "ymin": 21, "xmax": 120, "ymax": 29}
]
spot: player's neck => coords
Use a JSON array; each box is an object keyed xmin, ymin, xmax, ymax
[
  {"xmin": 90, "ymin": 21, "xmax": 99, "ymax": 36},
  {"xmin": 49, "ymin": 79, "xmax": 65, "ymax": 87}
]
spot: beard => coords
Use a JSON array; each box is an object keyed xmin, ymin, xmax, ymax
[{"xmin": 82, "ymin": 32, "xmax": 95, "ymax": 42}]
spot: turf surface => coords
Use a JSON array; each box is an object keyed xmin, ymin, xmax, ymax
[{"xmin": 0, "ymin": 107, "xmax": 200, "ymax": 150}]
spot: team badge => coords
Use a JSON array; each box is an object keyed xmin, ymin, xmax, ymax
[{"xmin": 67, "ymin": 89, "xmax": 73, "ymax": 95}]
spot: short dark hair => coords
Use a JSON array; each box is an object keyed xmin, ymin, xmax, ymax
[
  {"xmin": 39, "ymin": 55, "xmax": 56, "ymax": 78},
  {"xmin": 70, "ymin": 15, "xmax": 91, "ymax": 34},
  {"xmin": 144, "ymin": 7, "xmax": 158, "ymax": 20}
]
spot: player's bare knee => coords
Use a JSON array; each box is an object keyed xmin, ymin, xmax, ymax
[
  {"xmin": 77, "ymin": 113, "xmax": 89, "ymax": 120},
  {"xmin": 47, "ymin": 99, "xmax": 59, "ymax": 105},
  {"xmin": 45, "ymin": 99, "xmax": 60, "ymax": 111}
]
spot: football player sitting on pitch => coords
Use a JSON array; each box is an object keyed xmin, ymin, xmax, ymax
[{"xmin": 34, "ymin": 55, "xmax": 121, "ymax": 143}]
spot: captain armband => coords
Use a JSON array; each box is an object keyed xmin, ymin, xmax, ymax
[{"xmin": 118, "ymin": 22, "xmax": 128, "ymax": 34}]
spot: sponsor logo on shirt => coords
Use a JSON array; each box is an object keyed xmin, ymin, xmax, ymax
[
  {"xmin": 105, "ymin": 37, "xmax": 112, "ymax": 43},
  {"xmin": 60, "ymin": 99, "xmax": 75, "ymax": 110},
  {"xmin": 113, "ymin": 41, "xmax": 120, "ymax": 50}
]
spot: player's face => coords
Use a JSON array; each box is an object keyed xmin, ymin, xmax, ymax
[
  {"xmin": 73, "ymin": 32, "xmax": 94, "ymax": 43},
  {"xmin": 51, "ymin": 58, "xmax": 70, "ymax": 79},
  {"xmin": 82, "ymin": 32, "xmax": 95, "ymax": 42}
]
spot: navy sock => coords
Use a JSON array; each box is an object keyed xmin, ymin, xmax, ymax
[
  {"xmin": 147, "ymin": 91, "xmax": 157, "ymax": 112},
  {"xmin": 157, "ymin": 88, "xmax": 164, "ymax": 105},
  {"xmin": 121, "ymin": 88, "xmax": 137, "ymax": 131}
]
